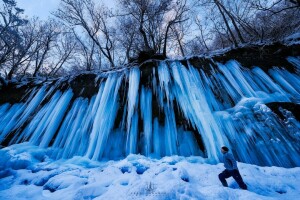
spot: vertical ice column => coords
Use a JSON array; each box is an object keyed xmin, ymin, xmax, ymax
[
  {"xmin": 157, "ymin": 62, "xmax": 178, "ymax": 155},
  {"xmin": 0, "ymin": 104, "xmax": 10, "ymax": 122},
  {"xmin": 125, "ymin": 67, "xmax": 140, "ymax": 154},
  {"xmin": 157, "ymin": 62, "xmax": 172, "ymax": 105},
  {"xmin": 153, "ymin": 118, "xmax": 164, "ymax": 157},
  {"xmin": 85, "ymin": 73, "xmax": 123, "ymax": 160},
  {"xmin": 75, "ymin": 96, "xmax": 97, "ymax": 156},
  {"xmin": 252, "ymin": 67, "xmax": 288, "ymax": 96},
  {"xmin": 18, "ymin": 92, "xmax": 61, "ymax": 144},
  {"xmin": 38, "ymin": 89, "xmax": 73, "ymax": 148},
  {"xmin": 214, "ymin": 72, "xmax": 241, "ymax": 104},
  {"xmin": 269, "ymin": 68, "xmax": 300, "ymax": 98},
  {"xmin": 140, "ymin": 87, "xmax": 152, "ymax": 156},
  {"xmin": 53, "ymin": 94, "xmax": 100, "ymax": 159},
  {"xmin": 0, "ymin": 103, "xmax": 24, "ymax": 143},
  {"xmin": 0, "ymin": 86, "xmax": 47, "ymax": 143},
  {"xmin": 104, "ymin": 129, "xmax": 126, "ymax": 159},
  {"xmin": 20, "ymin": 89, "xmax": 73, "ymax": 147},
  {"xmin": 152, "ymin": 67, "xmax": 158, "ymax": 96},
  {"xmin": 242, "ymin": 70, "xmax": 263, "ymax": 92},
  {"xmin": 126, "ymin": 111, "xmax": 138, "ymax": 154},
  {"xmin": 5, "ymin": 86, "xmax": 47, "ymax": 143},
  {"xmin": 52, "ymin": 98, "xmax": 89, "ymax": 159},
  {"xmin": 218, "ymin": 60, "xmax": 257, "ymax": 98},
  {"xmin": 278, "ymin": 70, "xmax": 300, "ymax": 93},
  {"xmin": 198, "ymin": 69, "xmax": 224, "ymax": 111},
  {"xmin": 287, "ymin": 56, "xmax": 300, "ymax": 72},
  {"xmin": 12, "ymin": 87, "xmax": 46, "ymax": 130},
  {"xmin": 170, "ymin": 61, "xmax": 227, "ymax": 161},
  {"xmin": 164, "ymin": 105, "xmax": 178, "ymax": 155},
  {"xmin": 270, "ymin": 69, "xmax": 300, "ymax": 95}
]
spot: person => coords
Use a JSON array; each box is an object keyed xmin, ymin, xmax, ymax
[{"xmin": 218, "ymin": 146, "xmax": 247, "ymax": 190}]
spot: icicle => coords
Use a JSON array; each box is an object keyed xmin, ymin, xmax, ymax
[
  {"xmin": 158, "ymin": 62, "xmax": 172, "ymax": 105},
  {"xmin": 269, "ymin": 68, "xmax": 300, "ymax": 98},
  {"xmin": 126, "ymin": 67, "xmax": 140, "ymax": 134},
  {"xmin": 153, "ymin": 118, "xmax": 163, "ymax": 157},
  {"xmin": 13, "ymin": 87, "xmax": 46, "ymax": 133},
  {"xmin": 53, "ymin": 98, "xmax": 89, "ymax": 159},
  {"xmin": 0, "ymin": 103, "xmax": 24, "ymax": 143},
  {"xmin": 287, "ymin": 56, "xmax": 300, "ymax": 73},
  {"xmin": 140, "ymin": 87, "xmax": 152, "ymax": 156},
  {"xmin": 1, "ymin": 56, "xmax": 300, "ymax": 167},
  {"xmin": 126, "ymin": 111, "xmax": 138, "ymax": 154},
  {"xmin": 170, "ymin": 61, "xmax": 227, "ymax": 161},
  {"xmin": 164, "ymin": 105, "xmax": 178, "ymax": 156},
  {"xmin": 125, "ymin": 67, "xmax": 140, "ymax": 155},
  {"xmin": 37, "ymin": 89, "xmax": 73, "ymax": 147},
  {"xmin": 85, "ymin": 73, "xmax": 123, "ymax": 160}
]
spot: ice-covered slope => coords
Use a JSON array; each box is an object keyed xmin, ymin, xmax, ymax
[{"xmin": 0, "ymin": 143, "xmax": 300, "ymax": 200}]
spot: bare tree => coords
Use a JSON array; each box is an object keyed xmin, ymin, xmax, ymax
[
  {"xmin": 73, "ymin": 32, "xmax": 97, "ymax": 71},
  {"xmin": 32, "ymin": 19, "xmax": 60, "ymax": 77},
  {"xmin": 55, "ymin": 0, "xmax": 116, "ymax": 68},
  {"xmin": 194, "ymin": 15, "xmax": 210, "ymax": 52},
  {"xmin": 118, "ymin": 0, "xmax": 170, "ymax": 53},
  {"xmin": 7, "ymin": 18, "xmax": 41, "ymax": 79},
  {"xmin": 117, "ymin": 0, "xmax": 190, "ymax": 58},
  {"xmin": 251, "ymin": 0, "xmax": 299, "ymax": 14},
  {"xmin": 162, "ymin": 0, "xmax": 190, "ymax": 57},
  {"xmin": 116, "ymin": 16, "xmax": 140, "ymax": 62},
  {"xmin": 0, "ymin": 0, "xmax": 28, "ymax": 79},
  {"xmin": 48, "ymin": 31, "xmax": 78, "ymax": 76}
]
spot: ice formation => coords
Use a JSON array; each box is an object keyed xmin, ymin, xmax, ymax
[{"xmin": 1, "ymin": 57, "xmax": 300, "ymax": 167}]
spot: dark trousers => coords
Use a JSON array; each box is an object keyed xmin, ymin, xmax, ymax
[{"xmin": 218, "ymin": 169, "xmax": 247, "ymax": 190}]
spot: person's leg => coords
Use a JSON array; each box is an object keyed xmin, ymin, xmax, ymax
[
  {"xmin": 218, "ymin": 170, "xmax": 231, "ymax": 187},
  {"xmin": 232, "ymin": 169, "xmax": 247, "ymax": 190}
]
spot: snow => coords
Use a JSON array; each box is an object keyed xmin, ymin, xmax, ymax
[
  {"xmin": 1, "ymin": 54, "xmax": 300, "ymax": 199},
  {"xmin": 1, "ymin": 143, "xmax": 300, "ymax": 200}
]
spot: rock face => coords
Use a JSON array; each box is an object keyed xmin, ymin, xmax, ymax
[{"xmin": 0, "ymin": 43, "xmax": 300, "ymax": 167}]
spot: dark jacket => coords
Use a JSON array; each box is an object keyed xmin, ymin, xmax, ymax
[{"xmin": 223, "ymin": 152, "xmax": 238, "ymax": 170}]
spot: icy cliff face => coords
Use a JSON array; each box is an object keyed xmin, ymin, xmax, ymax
[{"xmin": 0, "ymin": 45, "xmax": 300, "ymax": 167}]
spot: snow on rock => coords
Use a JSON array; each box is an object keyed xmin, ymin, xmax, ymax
[{"xmin": 0, "ymin": 143, "xmax": 300, "ymax": 200}]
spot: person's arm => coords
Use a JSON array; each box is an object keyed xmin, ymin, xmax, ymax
[{"xmin": 227, "ymin": 153, "xmax": 237, "ymax": 169}]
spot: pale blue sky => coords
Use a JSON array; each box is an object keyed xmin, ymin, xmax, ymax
[
  {"xmin": 17, "ymin": 0, "xmax": 60, "ymax": 19},
  {"xmin": 17, "ymin": 0, "xmax": 116, "ymax": 20}
]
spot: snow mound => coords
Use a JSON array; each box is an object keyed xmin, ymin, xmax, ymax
[{"xmin": 0, "ymin": 143, "xmax": 300, "ymax": 200}]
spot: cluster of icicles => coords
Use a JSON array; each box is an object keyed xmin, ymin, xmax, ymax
[{"xmin": 1, "ymin": 57, "xmax": 300, "ymax": 167}]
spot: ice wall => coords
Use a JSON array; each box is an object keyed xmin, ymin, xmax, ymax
[{"xmin": 1, "ymin": 57, "xmax": 300, "ymax": 167}]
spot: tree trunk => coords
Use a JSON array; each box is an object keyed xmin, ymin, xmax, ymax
[
  {"xmin": 139, "ymin": 12, "xmax": 151, "ymax": 51},
  {"xmin": 216, "ymin": 1, "xmax": 245, "ymax": 43},
  {"xmin": 172, "ymin": 27, "xmax": 185, "ymax": 56},
  {"xmin": 163, "ymin": 23, "xmax": 172, "ymax": 57},
  {"xmin": 0, "ymin": 75, "xmax": 7, "ymax": 87},
  {"xmin": 215, "ymin": 1, "xmax": 238, "ymax": 47}
]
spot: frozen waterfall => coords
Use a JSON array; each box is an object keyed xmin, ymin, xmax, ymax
[{"xmin": 1, "ymin": 57, "xmax": 300, "ymax": 167}]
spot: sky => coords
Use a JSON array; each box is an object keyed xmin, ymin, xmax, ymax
[
  {"xmin": 17, "ymin": 0, "xmax": 116, "ymax": 20},
  {"xmin": 17, "ymin": 0, "xmax": 60, "ymax": 20}
]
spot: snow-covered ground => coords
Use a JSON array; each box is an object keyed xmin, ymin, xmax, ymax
[{"xmin": 0, "ymin": 143, "xmax": 300, "ymax": 200}]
